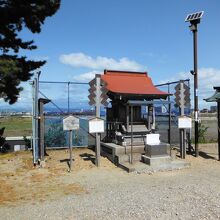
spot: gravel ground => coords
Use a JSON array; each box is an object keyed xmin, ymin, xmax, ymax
[{"xmin": 1, "ymin": 145, "xmax": 220, "ymax": 220}]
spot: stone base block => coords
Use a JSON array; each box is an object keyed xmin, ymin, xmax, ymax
[
  {"xmin": 142, "ymin": 155, "xmax": 171, "ymax": 166},
  {"xmin": 145, "ymin": 143, "xmax": 169, "ymax": 157}
]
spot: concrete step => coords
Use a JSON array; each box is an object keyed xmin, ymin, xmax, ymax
[
  {"xmin": 142, "ymin": 155, "xmax": 191, "ymax": 171},
  {"xmin": 142, "ymin": 155, "xmax": 171, "ymax": 166},
  {"xmin": 118, "ymin": 161, "xmax": 149, "ymax": 173},
  {"xmin": 101, "ymin": 142, "xmax": 190, "ymax": 173},
  {"xmin": 119, "ymin": 159, "xmax": 190, "ymax": 173},
  {"xmin": 101, "ymin": 142, "xmax": 145, "ymax": 156},
  {"xmin": 117, "ymin": 153, "xmax": 142, "ymax": 164},
  {"xmin": 114, "ymin": 145, "xmax": 145, "ymax": 155}
]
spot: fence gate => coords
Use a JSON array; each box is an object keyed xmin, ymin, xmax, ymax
[{"xmin": 32, "ymin": 73, "xmax": 191, "ymax": 163}]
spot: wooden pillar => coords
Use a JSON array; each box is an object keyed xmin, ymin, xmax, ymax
[
  {"xmin": 126, "ymin": 105, "xmax": 129, "ymax": 130},
  {"xmin": 38, "ymin": 98, "xmax": 51, "ymax": 161},
  {"xmin": 147, "ymin": 104, "xmax": 153, "ymax": 130},
  {"xmin": 130, "ymin": 105, "xmax": 133, "ymax": 164},
  {"xmin": 147, "ymin": 105, "xmax": 151, "ymax": 130}
]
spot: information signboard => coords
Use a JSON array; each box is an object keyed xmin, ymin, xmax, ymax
[
  {"xmin": 63, "ymin": 115, "xmax": 79, "ymax": 131},
  {"xmin": 178, "ymin": 116, "xmax": 192, "ymax": 129},
  {"xmin": 89, "ymin": 117, "xmax": 104, "ymax": 133}
]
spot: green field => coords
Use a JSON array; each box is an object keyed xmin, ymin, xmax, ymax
[{"xmin": 0, "ymin": 116, "xmax": 32, "ymax": 137}]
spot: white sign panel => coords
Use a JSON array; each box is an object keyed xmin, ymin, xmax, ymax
[
  {"xmin": 178, "ymin": 117, "xmax": 192, "ymax": 129},
  {"xmin": 89, "ymin": 118, "xmax": 104, "ymax": 133},
  {"xmin": 63, "ymin": 116, "xmax": 79, "ymax": 131},
  {"xmin": 146, "ymin": 134, "xmax": 160, "ymax": 145}
]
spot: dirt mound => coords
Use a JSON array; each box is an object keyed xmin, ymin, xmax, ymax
[{"xmin": 0, "ymin": 148, "xmax": 115, "ymax": 206}]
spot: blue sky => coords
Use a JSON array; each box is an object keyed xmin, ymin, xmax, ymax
[{"xmin": 2, "ymin": 0, "xmax": 220, "ymax": 110}]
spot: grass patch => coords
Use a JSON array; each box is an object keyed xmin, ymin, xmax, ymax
[
  {"xmin": 0, "ymin": 151, "xmax": 30, "ymax": 160},
  {"xmin": 0, "ymin": 116, "xmax": 32, "ymax": 137}
]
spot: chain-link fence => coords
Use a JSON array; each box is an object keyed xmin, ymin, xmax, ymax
[
  {"xmin": 155, "ymin": 79, "xmax": 191, "ymax": 145},
  {"xmin": 38, "ymin": 81, "xmax": 97, "ymax": 149},
  {"xmin": 37, "ymin": 79, "xmax": 192, "ymax": 150}
]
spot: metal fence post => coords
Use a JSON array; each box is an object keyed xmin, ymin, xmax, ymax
[
  {"xmin": 32, "ymin": 79, "xmax": 36, "ymax": 164},
  {"xmin": 32, "ymin": 75, "xmax": 39, "ymax": 164},
  {"xmin": 168, "ymin": 83, "xmax": 171, "ymax": 145}
]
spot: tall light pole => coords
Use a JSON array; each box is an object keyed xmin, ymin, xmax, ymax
[{"xmin": 185, "ymin": 11, "xmax": 204, "ymax": 157}]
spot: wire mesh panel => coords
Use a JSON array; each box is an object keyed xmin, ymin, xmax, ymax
[
  {"xmin": 37, "ymin": 81, "xmax": 96, "ymax": 149},
  {"xmin": 155, "ymin": 80, "xmax": 191, "ymax": 145},
  {"xmin": 44, "ymin": 116, "xmax": 90, "ymax": 148},
  {"xmin": 36, "ymin": 79, "xmax": 191, "ymax": 148}
]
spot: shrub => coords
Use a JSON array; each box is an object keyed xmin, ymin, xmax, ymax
[{"xmin": 198, "ymin": 123, "xmax": 209, "ymax": 143}]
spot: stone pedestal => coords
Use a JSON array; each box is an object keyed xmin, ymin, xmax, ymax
[
  {"xmin": 142, "ymin": 143, "xmax": 171, "ymax": 167},
  {"xmin": 145, "ymin": 143, "xmax": 169, "ymax": 157}
]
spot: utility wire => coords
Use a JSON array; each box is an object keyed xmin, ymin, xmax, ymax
[
  {"xmin": 39, "ymin": 90, "xmax": 64, "ymax": 114},
  {"xmin": 39, "ymin": 81, "xmax": 88, "ymax": 85}
]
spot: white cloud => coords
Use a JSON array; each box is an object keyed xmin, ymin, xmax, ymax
[
  {"xmin": 60, "ymin": 52, "xmax": 145, "ymax": 71},
  {"xmin": 160, "ymin": 68, "xmax": 220, "ymax": 108},
  {"xmin": 72, "ymin": 70, "xmax": 101, "ymax": 82}
]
